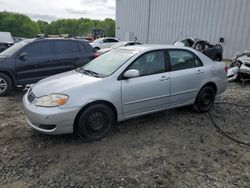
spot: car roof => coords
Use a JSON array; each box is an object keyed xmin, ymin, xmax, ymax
[
  {"xmin": 118, "ymin": 44, "xmax": 194, "ymax": 52},
  {"xmin": 93, "ymin": 37, "xmax": 118, "ymax": 41},
  {"xmin": 34, "ymin": 37, "xmax": 88, "ymax": 42}
]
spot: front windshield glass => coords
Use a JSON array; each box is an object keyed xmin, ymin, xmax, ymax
[
  {"xmin": 78, "ymin": 49, "xmax": 138, "ymax": 77},
  {"xmin": 1, "ymin": 39, "xmax": 33, "ymax": 56}
]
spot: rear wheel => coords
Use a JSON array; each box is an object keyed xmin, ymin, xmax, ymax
[
  {"xmin": 0, "ymin": 73, "xmax": 12, "ymax": 96},
  {"xmin": 77, "ymin": 104, "xmax": 115, "ymax": 141},
  {"xmin": 193, "ymin": 86, "xmax": 215, "ymax": 113}
]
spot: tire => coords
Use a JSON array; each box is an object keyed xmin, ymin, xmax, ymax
[
  {"xmin": 193, "ymin": 86, "xmax": 216, "ymax": 113},
  {"xmin": 77, "ymin": 104, "xmax": 115, "ymax": 142},
  {"xmin": 0, "ymin": 73, "xmax": 13, "ymax": 96}
]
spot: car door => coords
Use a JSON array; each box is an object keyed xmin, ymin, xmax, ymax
[
  {"xmin": 53, "ymin": 40, "xmax": 82, "ymax": 73},
  {"xmin": 15, "ymin": 40, "xmax": 54, "ymax": 84},
  {"xmin": 168, "ymin": 49, "xmax": 205, "ymax": 105},
  {"xmin": 121, "ymin": 50, "xmax": 171, "ymax": 118}
]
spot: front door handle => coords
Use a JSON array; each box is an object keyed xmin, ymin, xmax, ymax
[
  {"xmin": 196, "ymin": 69, "xmax": 204, "ymax": 74},
  {"xmin": 160, "ymin": 76, "xmax": 170, "ymax": 81}
]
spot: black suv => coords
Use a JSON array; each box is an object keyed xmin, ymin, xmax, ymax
[{"xmin": 0, "ymin": 38, "xmax": 98, "ymax": 96}]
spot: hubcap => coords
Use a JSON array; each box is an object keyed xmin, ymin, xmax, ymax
[
  {"xmin": 0, "ymin": 78, "xmax": 7, "ymax": 93},
  {"xmin": 87, "ymin": 112, "xmax": 107, "ymax": 133},
  {"xmin": 200, "ymin": 92, "xmax": 212, "ymax": 107}
]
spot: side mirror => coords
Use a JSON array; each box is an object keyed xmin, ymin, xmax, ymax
[
  {"xmin": 19, "ymin": 52, "xmax": 28, "ymax": 61},
  {"xmin": 124, "ymin": 69, "xmax": 139, "ymax": 79}
]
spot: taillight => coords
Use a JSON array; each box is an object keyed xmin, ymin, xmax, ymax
[{"xmin": 224, "ymin": 66, "xmax": 228, "ymax": 73}]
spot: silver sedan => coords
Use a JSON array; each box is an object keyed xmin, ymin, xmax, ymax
[{"xmin": 23, "ymin": 45, "xmax": 228, "ymax": 141}]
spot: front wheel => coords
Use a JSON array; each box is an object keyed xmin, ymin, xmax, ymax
[
  {"xmin": 77, "ymin": 104, "xmax": 115, "ymax": 142},
  {"xmin": 0, "ymin": 73, "xmax": 13, "ymax": 96},
  {"xmin": 193, "ymin": 86, "xmax": 216, "ymax": 113}
]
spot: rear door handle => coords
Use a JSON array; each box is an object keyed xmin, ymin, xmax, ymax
[{"xmin": 160, "ymin": 76, "xmax": 170, "ymax": 81}]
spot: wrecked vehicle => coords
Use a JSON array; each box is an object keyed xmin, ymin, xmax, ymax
[
  {"xmin": 227, "ymin": 51, "xmax": 250, "ymax": 81},
  {"xmin": 174, "ymin": 38, "xmax": 223, "ymax": 61}
]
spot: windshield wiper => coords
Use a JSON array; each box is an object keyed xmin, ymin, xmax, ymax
[{"xmin": 83, "ymin": 69, "xmax": 101, "ymax": 77}]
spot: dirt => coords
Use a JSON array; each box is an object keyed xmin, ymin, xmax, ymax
[{"xmin": 0, "ymin": 82, "xmax": 249, "ymax": 188}]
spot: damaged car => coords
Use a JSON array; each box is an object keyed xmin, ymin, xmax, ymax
[
  {"xmin": 227, "ymin": 51, "xmax": 250, "ymax": 81},
  {"xmin": 174, "ymin": 38, "xmax": 223, "ymax": 61}
]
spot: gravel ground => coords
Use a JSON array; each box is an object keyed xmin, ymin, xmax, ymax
[{"xmin": 0, "ymin": 82, "xmax": 249, "ymax": 188}]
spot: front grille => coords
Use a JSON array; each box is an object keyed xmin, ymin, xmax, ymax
[{"xmin": 28, "ymin": 92, "xmax": 36, "ymax": 103}]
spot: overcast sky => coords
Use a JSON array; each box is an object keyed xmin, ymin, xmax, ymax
[{"xmin": 0, "ymin": 0, "xmax": 116, "ymax": 22}]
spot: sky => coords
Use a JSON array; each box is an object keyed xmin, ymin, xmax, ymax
[{"xmin": 0, "ymin": 0, "xmax": 116, "ymax": 22}]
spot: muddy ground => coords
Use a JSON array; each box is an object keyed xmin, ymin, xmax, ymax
[{"xmin": 0, "ymin": 82, "xmax": 249, "ymax": 188}]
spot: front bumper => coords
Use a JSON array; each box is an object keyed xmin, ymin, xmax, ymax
[{"xmin": 23, "ymin": 93, "xmax": 80, "ymax": 135}]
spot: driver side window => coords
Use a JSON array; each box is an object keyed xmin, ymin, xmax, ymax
[
  {"xmin": 129, "ymin": 51, "xmax": 166, "ymax": 77},
  {"xmin": 21, "ymin": 41, "xmax": 51, "ymax": 58}
]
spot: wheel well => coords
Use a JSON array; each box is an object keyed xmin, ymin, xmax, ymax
[
  {"xmin": 0, "ymin": 70, "xmax": 15, "ymax": 85},
  {"xmin": 73, "ymin": 100, "xmax": 118, "ymax": 133},
  {"xmin": 201, "ymin": 82, "xmax": 217, "ymax": 94}
]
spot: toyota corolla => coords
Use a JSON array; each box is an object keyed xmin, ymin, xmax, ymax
[{"xmin": 23, "ymin": 45, "xmax": 228, "ymax": 141}]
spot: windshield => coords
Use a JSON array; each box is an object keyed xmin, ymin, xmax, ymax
[
  {"xmin": 78, "ymin": 49, "xmax": 138, "ymax": 77},
  {"xmin": 1, "ymin": 39, "xmax": 33, "ymax": 56}
]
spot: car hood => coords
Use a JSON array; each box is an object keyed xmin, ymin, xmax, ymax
[
  {"xmin": 238, "ymin": 56, "xmax": 250, "ymax": 65},
  {"xmin": 31, "ymin": 70, "xmax": 101, "ymax": 97}
]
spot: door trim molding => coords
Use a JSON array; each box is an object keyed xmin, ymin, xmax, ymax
[
  {"xmin": 171, "ymin": 88, "xmax": 198, "ymax": 96},
  {"xmin": 124, "ymin": 94, "xmax": 170, "ymax": 105}
]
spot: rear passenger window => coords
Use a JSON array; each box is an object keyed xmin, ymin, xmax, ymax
[
  {"xmin": 55, "ymin": 41, "xmax": 80, "ymax": 55},
  {"xmin": 79, "ymin": 42, "xmax": 95, "ymax": 53},
  {"xmin": 71, "ymin": 41, "xmax": 80, "ymax": 53},
  {"xmin": 22, "ymin": 41, "xmax": 51, "ymax": 58},
  {"xmin": 169, "ymin": 50, "xmax": 203, "ymax": 71},
  {"xmin": 104, "ymin": 39, "xmax": 119, "ymax": 43}
]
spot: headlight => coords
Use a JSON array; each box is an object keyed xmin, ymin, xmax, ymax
[{"xmin": 34, "ymin": 94, "xmax": 69, "ymax": 107}]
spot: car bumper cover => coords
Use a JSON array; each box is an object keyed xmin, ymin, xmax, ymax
[{"xmin": 23, "ymin": 93, "xmax": 80, "ymax": 135}]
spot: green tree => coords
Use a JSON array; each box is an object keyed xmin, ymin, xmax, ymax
[
  {"xmin": 0, "ymin": 12, "xmax": 40, "ymax": 37},
  {"xmin": 37, "ymin": 20, "xmax": 49, "ymax": 34},
  {"xmin": 0, "ymin": 11, "xmax": 116, "ymax": 38}
]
